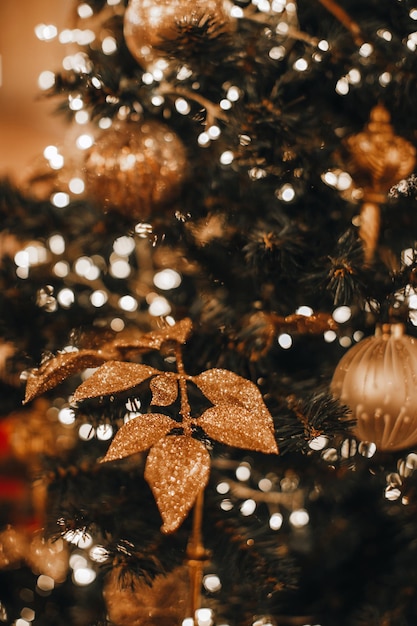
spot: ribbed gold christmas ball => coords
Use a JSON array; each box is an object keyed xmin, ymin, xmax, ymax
[
  {"xmin": 124, "ymin": 0, "xmax": 232, "ymax": 68},
  {"xmin": 331, "ymin": 324, "xmax": 417, "ymax": 451},
  {"xmin": 84, "ymin": 119, "xmax": 187, "ymax": 220}
]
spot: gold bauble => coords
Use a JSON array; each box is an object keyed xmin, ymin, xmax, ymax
[
  {"xmin": 331, "ymin": 324, "xmax": 417, "ymax": 451},
  {"xmin": 124, "ymin": 0, "xmax": 233, "ymax": 68},
  {"xmin": 84, "ymin": 119, "xmax": 187, "ymax": 220}
]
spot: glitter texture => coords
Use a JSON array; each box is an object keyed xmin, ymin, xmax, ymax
[
  {"xmin": 144, "ymin": 435, "xmax": 210, "ymax": 533},
  {"xmin": 24, "ymin": 350, "xmax": 109, "ymax": 404},
  {"xmin": 193, "ymin": 368, "xmax": 278, "ymax": 453},
  {"xmin": 102, "ymin": 413, "xmax": 175, "ymax": 462},
  {"xmin": 112, "ymin": 318, "xmax": 192, "ymax": 351},
  {"xmin": 72, "ymin": 361, "xmax": 159, "ymax": 402},
  {"xmin": 150, "ymin": 373, "xmax": 179, "ymax": 406},
  {"xmin": 199, "ymin": 404, "xmax": 278, "ymax": 454}
]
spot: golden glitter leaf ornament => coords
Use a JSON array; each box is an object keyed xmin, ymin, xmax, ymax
[
  {"xmin": 111, "ymin": 318, "xmax": 192, "ymax": 352},
  {"xmin": 24, "ymin": 349, "xmax": 112, "ymax": 404},
  {"xmin": 193, "ymin": 369, "xmax": 278, "ymax": 453},
  {"xmin": 150, "ymin": 373, "xmax": 179, "ymax": 406},
  {"xmin": 72, "ymin": 361, "xmax": 160, "ymax": 402},
  {"xmin": 144, "ymin": 436, "xmax": 211, "ymax": 534},
  {"xmin": 199, "ymin": 404, "xmax": 277, "ymax": 454},
  {"xmin": 102, "ymin": 413, "xmax": 176, "ymax": 462}
]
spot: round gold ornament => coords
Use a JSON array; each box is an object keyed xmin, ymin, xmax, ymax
[
  {"xmin": 84, "ymin": 119, "xmax": 187, "ymax": 221},
  {"xmin": 331, "ymin": 324, "xmax": 417, "ymax": 451},
  {"xmin": 124, "ymin": 0, "xmax": 233, "ymax": 69}
]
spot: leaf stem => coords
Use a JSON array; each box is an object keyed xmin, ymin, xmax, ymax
[{"xmin": 175, "ymin": 344, "xmax": 192, "ymax": 435}]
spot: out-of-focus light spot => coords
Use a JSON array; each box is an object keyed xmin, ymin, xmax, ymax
[
  {"xmin": 269, "ymin": 45, "xmax": 286, "ymax": 60},
  {"xmin": 79, "ymin": 423, "xmax": 95, "ymax": 440},
  {"xmin": 152, "ymin": 95, "xmax": 164, "ymax": 106},
  {"xmin": 220, "ymin": 150, "xmax": 234, "ymax": 165},
  {"xmin": 53, "ymin": 261, "xmax": 69, "ymax": 277},
  {"xmin": 74, "ymin": 256, "xmax": 93, "ymax": 277},
  {"xmin": 276, "ymin": 22, "xmax": 289, "ymax": 35},
  {"xmin": 89, "ymin": 545, "xmax": 109, "ymax": 563},
  {"xmin": 69, "ymin": 95, "xmax": 83, "ymax": 111},
  {"xmin": 76, "ymin": 134, "xmax": 94, "ymax": 150},
  {"xmin": 296, "ymin": 305, "xmax": 313, "ymax": 316},
  {"xmin": 377, "ymin": 28, "xmax": 392, "ymax": 41},
  {"xmin": 38, "ymin": 70, "xmax": 55, "ymax": 90},
  {"xmin": 226, "ymin": 86, "xmax": 240, "ymax": 101},
  {"xmin": 177, "ymin": 66, "xmax": 192, "ymax": 80},
  {"xmin": 339, "ymin": 336, "xmax": 352, "ymax": 348},
  {"xmin": 110, "ymin": 318, "xmax": 125, "ymax": 332},
  {"xmin": 57, "ymin": 288, "xmax": 75, "ymax": 308},
  {"xmin": 175, "ymin": 98, "xmax": 191, "ymax": 114},
  {"xmin": 240, "ymin": 499, "xmax": 256, "ymax": 516},
  {"xmin": 69, "ymin": 554, "xmax": 88, "ymax": 570},
  {"xmin": 102, "ymin": 36, "xmax": 117, "ymax": 54},
  {"xmin": 149, "ymin": 296, "xmax": 171, "ymax": 317},
  {"xmin": 236, "ymin": 463, "xmax": 251, "ymax": 481},
  {"xmin": 43, "ymin": 145, "xmax": 58, "ymax": 160},
  {"xmin": 113, "ymin": 236, "xmax": 135, "ymax": 256},
  {"xmin": 78, "ymin": 3, "xmax": 94, "ymax": 18},
  {"xmin": 289, "ymin": 509, "xmax": 309, "ymax": 527},
  {"xmin": 216, "ymin": 482, "xmax": 230, "ymax": 494},
  {"xmin": 196, "ymin": 607, "xmax": 214, "ymax": 626},
  {"xmin": 208, "ymin": 125, "xmax": 221, "ymax": 140},
  {"xmin": 153, "ymin": 269, "xmax": 181, "ymax": 290},
  {"xmin": 332, "ymin": 305, "xmax": 351, "ymax": 323},
  {"xmin": 309, "ymin": 436, "xmax": 328, "ymax": 451},
  {"xmin": 58, "ymin": 407, "xmax": 76, "ymax": 425},
  {"xmin": 279, "ymin": 183, "xmax": 295, "ymax": 202},
  {"xmin": 336, "ymin": 77, "xmax": 349, "ymax": 95},
  {"xmin": 110, "ymin": 259, "xmax": 131, "ymax": 279},
  {"xmin": 353, "ymin": 330, "xmax": 364, "ymax": 342},
  {"xmin": 258, "ymin": 477, "xmax": 272, "ymax": 492},
  {"xmin": 324, "ymin": 329, "xmax": 337, "ymax": 343},
  {"xmin": 269, "ymin": 512, "xmax": 283, "ymax": 530},
  {"xmin": 348, "ymin": 68, "xmax": 361, "ymax": 84},
  {"xmin": 20, "ymin": 608, "xmax": 35, "ymax": 622},
  {"xmin": 98, "ymin": 117, "xmax": 112, "ymax": 130},
  {"xmin": 15, "ymin": 250, "xmax": 30, "ymax": 268},
  {"xmin": 35, "ymin": 23, "xmax": 58, "ymax": 41},
  {"xmin": 318, "ymin": 39, "xmax": 329, "ymax": 51},
  {"xmin": 278, "ymin": 333, "xmax": 292, "ymax": 349},
  {"xmin": 142, "ymin": 72, "xmax": 154, "ymax": 85},
  {"xmin": 75, "ymin": 110, "xmax": 89, "ymax": 125},
  {"xmin": 385, "ymin": 487, "xmax": 401, "ymax": 501},
  {"xmin": 293, "ymin": 58, "xmax": 308, "ymax": 71},
  {"xmin": 358, "ymin": 441, "xmax": 376, "ymax": 458},
  {"xmin": 359, "ymin": 42, "xmax": 373, "ymax": 57},
  {"xmin": 119, "ymin": 295, "xmax": 138, "ymax": 312},
  {"xmin": 96, "ymin": 424, "xmax": 113, "ymax": 440},
  {"xmin": 37, "ymin": 575, "xmax": 54, "ymax": 592},
  {"xmin": 16, "ymin": 619, "xmax": 30, "ymax": 626},
  {"xmin": 322, "ymin": 171, "xmax": 337, "ymax": 186},
  {"xmin": 410, "ymin": 8, "xmax": 417, "ymax": 19},
  {"xmin": 220, "ymin": 98, "xmax": 232, "ymax": 110},
  {"xmin": 73, "ymin": 567, "xmax": 96, "ymax": 586},
  {"xmin": 65, "ymin": 530, "xmax": 93, "ymax": 549},
  {"xmin": 49, "ymin": 153, "xmax": 65, "ymax": 170},
  {"xmin": 69, "ymin": 177, "xmax": 85, "ymax": 194},
  {"xmin": 198, "ymin": 132, "xmax": 210, "ymax": 147},
  {"xmin": 220, "ymin": 499, "xmax": 233, "ymax": 511},
  {"xmin": 379, "ymin": 72, "xmax": 392, "ymax": 86},
  {"xmin": 230, "ymin": 5, "xmax": 243, "ymax": 17},
  {"xmin": 203, "ymin": 574, "xmax": 222, "ymax": 593},
  {"xmin": 402, "ymin": 248, "xmax": 415, "ymax": 266},
  {"xmin": 107, "ymin": 0, "xmax": 121, "ymax": 5},
  {"xmin": 90, "ymin": 290, "xmax": 108, "ymax": 307},
  {"xmin": 135, "ymin": 222, "xmax": 153, "ymax": 237}
]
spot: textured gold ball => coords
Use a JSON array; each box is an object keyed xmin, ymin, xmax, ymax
[
  {"xmin": 124, "ymin": 0, "xmax": 232, "ymax": 68},
  {"xmin": 331, "ymin": 324, "xmax": 417, "ymax": 451},
  {"xmin": 84, "ymin": 119, "xmax": 187, "ymax": 220}
]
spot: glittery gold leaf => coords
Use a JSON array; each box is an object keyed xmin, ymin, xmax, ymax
[
  {"xmin": 193, "ymin": 368, "xmax": 277, "ymax": 451},
  {"xmin": 199, "ymin": 404, "xmax": 278, "ymax": 454},
  {"xmin": 101, "ymin": 413, "xmax": 175, "ymax": 462},
  {"xmin": 111, "ymin": 318, "xmax": 192, "ymax": 352},
  {"xmin": 144, "ymin": 436, "xmax": 210, "ymax": 533},
  {"xmin": 24, "ymin": 350, "xmax": 111, "ymax": 404},
  {"xmin": 72, "ymin": 361, "xmax": 160, "ymax": 402},
  {"xmin": 150, "ymin": 373, "xmax": 179, "ymax": 406}
]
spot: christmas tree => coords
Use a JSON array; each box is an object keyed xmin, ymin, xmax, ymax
[{"xmin": 3, "ymin": 0, "xmax": 417, "ymax": 624}]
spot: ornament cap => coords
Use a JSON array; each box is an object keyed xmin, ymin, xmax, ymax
[{"xmin": 376, "ymin": 323, "xmax": 405, "ymax": 340}]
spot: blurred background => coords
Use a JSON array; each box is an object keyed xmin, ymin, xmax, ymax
[{"xmin": 0, "ymin": 0, "xmax": 72, "ymax": 181}]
